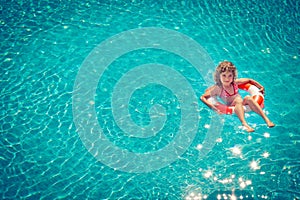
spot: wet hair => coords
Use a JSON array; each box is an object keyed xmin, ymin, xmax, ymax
[{"xmin": 214, "ymin": 61, "xmax": 238, "ymax": 86}]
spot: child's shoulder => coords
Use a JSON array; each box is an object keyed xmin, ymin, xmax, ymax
[{"xmin": 205, "ymin": 84, "xmax": 221, "ymax": 95}]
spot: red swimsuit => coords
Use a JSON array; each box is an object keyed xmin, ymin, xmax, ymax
[{"xmin": 220, "ymin": 83, "xmax": 239, "ymax": 98}]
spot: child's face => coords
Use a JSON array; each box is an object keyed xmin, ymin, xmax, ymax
[{"xmin": 220, "ymin": 70, "xmax": 234, "ymax": 86}]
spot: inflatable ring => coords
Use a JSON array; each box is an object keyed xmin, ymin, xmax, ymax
[{"xmin": 208, "ymin": 83, "xmax": 264, "ymax": 115}]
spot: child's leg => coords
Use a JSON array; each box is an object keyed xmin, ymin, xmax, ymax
[
  {"xmin": 233, "ymin": 97, "xmax": 254, "ymax": 132},
  {"xmin": 243, "ymin": 96, "xmax": 275, "ymax": 127}
]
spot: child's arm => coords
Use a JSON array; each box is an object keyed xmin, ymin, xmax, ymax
[
  {"xmin": 236, "ymin": 78, "xmax": 265, "ymax": 94},
  {"xmin": 200, "ymin": 85, "xmax": 222, "ymax": 113}
]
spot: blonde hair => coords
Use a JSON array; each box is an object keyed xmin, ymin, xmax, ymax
[{"xmin": 214, "ymin": 61, "xmax": 238, "ymax": 86}]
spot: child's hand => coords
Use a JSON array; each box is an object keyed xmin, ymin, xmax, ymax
[
  {"xmin": 212, "ymin": 106, "xmax": 223, "ymax": 115},
  {"xmin": 215, "ymin": 110, "xmax": 224, "ymax": 115},
  {"xmin": 259, "ymin": 87, "xmax": 265, "ymax": 95}
]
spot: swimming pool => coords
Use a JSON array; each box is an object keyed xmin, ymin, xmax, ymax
[{"xmin": 1, "ymin": 0, "xmax": 299, "ymax": 199}]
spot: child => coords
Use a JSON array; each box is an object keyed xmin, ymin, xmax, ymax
[{"xmin": 201, "ymin": 61, "xmax": 275, "ymax": 132}]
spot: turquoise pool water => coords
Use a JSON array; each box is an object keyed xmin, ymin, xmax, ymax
[{"xmin": 1, "ymin": 0, "xmax": 299, "ymax": 199}]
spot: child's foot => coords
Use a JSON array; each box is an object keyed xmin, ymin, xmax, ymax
[
  {"xmin": 266, "ymin": 120, "xmax": 275, "ymax": 128},
  {"xmin": 243, "ymin": 123, "xmax": 255, "ymax": 132}
]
